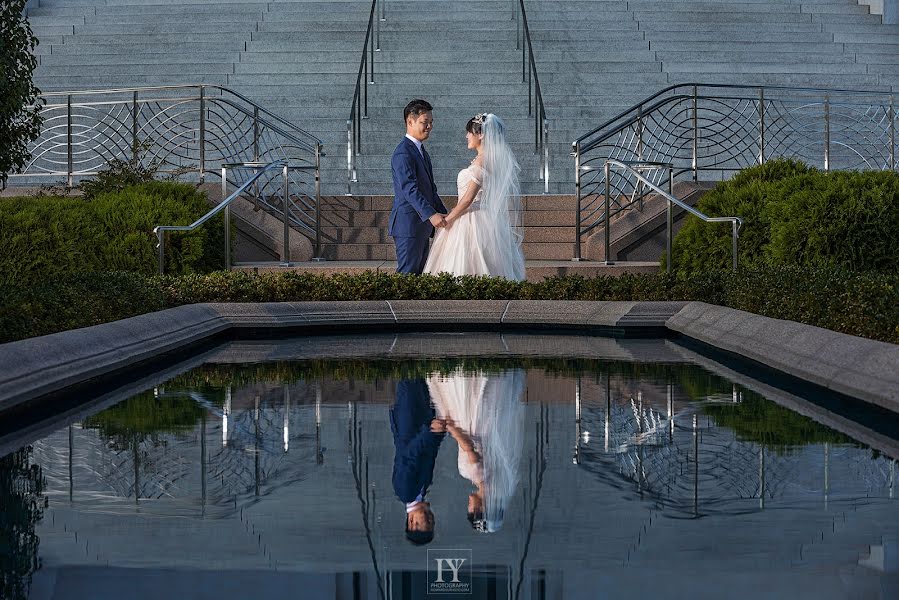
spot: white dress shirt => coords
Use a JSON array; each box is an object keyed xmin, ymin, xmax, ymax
[{"xmin": 405, "ymin": 133, "xmax": 425, "ymax": 157}]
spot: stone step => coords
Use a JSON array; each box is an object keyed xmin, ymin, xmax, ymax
[
  {"xmin": 663, "ymin": 62, "xmax": 869, "ymax": 75},
  {"xmin": 638, "ymin": 22, "xmax": 827, "ymax": 34},
  {"xmin": 321, "ymin": 195, "xmax": 579, "ymax": 212},
  {"xmin": 317, "ymin": 225, "xmax": 578, "ymax": 244},
  {"xmin": 38, "ymin": 53, "xmax": 242, "ymax": 66},
  {"xmin": 657, "ymin": 50, "xmax": 857, "ymax": 64},
  {"xmin": 313, "ymin": 241, "xmax": 583, "ymax": 261}
]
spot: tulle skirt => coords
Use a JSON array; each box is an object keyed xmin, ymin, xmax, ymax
[{"xmin": 423, "ymin": 206, "xmax": 525, "ymax": 281}]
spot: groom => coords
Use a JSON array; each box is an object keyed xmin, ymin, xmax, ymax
[{"xmin": 389, "ymin": 99, "xmax": 448, "ymax": 274}]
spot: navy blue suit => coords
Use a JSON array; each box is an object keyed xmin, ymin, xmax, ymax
[
  {"xmin": 390, "ymin": 137, "xmax": 447, "ymax": 274},
  {"xmin": 390, "ymin": 379, "xmax": 444, "ymax": 503}
]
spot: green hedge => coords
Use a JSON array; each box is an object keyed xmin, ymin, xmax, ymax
[
  {"xmin": 670, "ymin": 159, "xmax": 899, "ymax": 273},
  {"xmin": 0, "ymin": 182, "xmax": 225, "ymax": 285},
  {"xmin": 1, "ymin": 268, "xmax": 896, "ymax": 345}
]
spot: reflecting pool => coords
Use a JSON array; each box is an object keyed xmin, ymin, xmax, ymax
[{"xmin": 2, "ymin": 334, "xmax": 898, "ymax": 600}]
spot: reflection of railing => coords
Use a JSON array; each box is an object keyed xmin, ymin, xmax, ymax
[
  {"xmin": 573, "ymin": 379, "xmax": 896, "ymax": 518},
  {"xmin": 11, "ymin": 84, "xmax": 323, "ymax": 249},
  {"xmin": 572, "ymin": 83, "xmax": 898, "ymax": 259},
  {"xmin": 602, "ymin": 160, "xmax": 742, "ymax": 270}
]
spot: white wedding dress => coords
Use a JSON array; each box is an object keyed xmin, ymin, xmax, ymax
[
  {"xmin": 423, "ymin": 163, "xmax": 526, "ymax": 281},
  {"xmin": 427, "ymin": 368, "xmax": 526, "ymax": 532}
]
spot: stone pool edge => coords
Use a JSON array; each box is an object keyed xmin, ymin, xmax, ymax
[{"xmin": 0, "ymin": 300, "xmax": 896, "ymax": 414}]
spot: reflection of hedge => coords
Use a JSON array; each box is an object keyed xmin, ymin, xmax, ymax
[
  {"xmin": 166, "ymin": 357, "xmax": 705, "ymax": 388},
  {"xmin": 670, "ymin": 159, "xmax": 899, "ymax": 273},
  {"xmin": 2, "ymin": 266, "xmax": 897, "ymax": 344},
  {"xmin": 0, "ymin": 448, "xmax": 44, "ymax": 600},
  {"xmin": 167, "ymin": 358, "xmax": 851, "ymax": 451},
  {"xmin": 82, "ymin": 391, "xmax": 207, "ymax": 444},
  {"xmin": 704, "ymin": 395, "xmax": 853, "ymax": 451},
  {"xmin": 0, "ymin": 182, "xmax": 225, "ymax": 285}
]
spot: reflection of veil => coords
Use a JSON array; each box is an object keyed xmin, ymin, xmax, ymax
[
  {"xmin": 427, "ymin": 368, "xmax": 526, "ymax": 532},
  {"xmin": 480, "ymin": 114, "xmax": 526, "ymax": 282}
]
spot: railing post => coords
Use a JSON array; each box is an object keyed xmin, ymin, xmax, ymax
[
  {"xmin": 521, "ymin": 26, "xmax": 526, "ymax": 83},
  {"xmin": 375, "ymin": 0, "xmax": 380, "ymax": 51},
  {"xmin": 346, "ymin": 119, "xmax": 353, "ymax": 195},
  {"xmin": 315, "ymin": 144, "xmax": 323, "ymax": 259},
  {"xmin": 604, "ymin": 161, "xmax": 612, "ymax": 264},
  {"xmin": 692, "ymin": 85, "xmax": 698, "ymax": 181},
  {"xmin": 890, "ymin": 95, "xmax": 895, "ymax": 171},
  {"xmin": 515, "ymin": 0, "xmax": 520, "ymax": 50},
  {"xmin": 253, "ymin": 107, "xmax": 260, "ymax": 161},
  {"xmin": 637, "ymin": 105, "xmax": 644, "ymax": 161},
  {"xmin": 132, "ymin": 90, "xmax": 139, "ymax": 163},
  {"xmin": 66, "ymin": 94, "xmax": 73, "ymax": 188},
  {"xmin": 758, "ymin": 88, "xmax": 765, "ymax": 165},
  {"xmin": 369, "ymin": 21, "xmax": 375, "ymax": 84},
  {"xmin": 381, "ymin": 0, "xmax": 386, "ymax": 21},
  {"xmin": 282, "ymin": 164, "xmax": 291, "ymax": 265},
  {"xmin": 732, "ymin": 220, "xmax": 739, "ymax": 271},
  {"xmin": 574, "ymin": 143, "xmax": 582, "ymax": 261},
  {"xmin": 222, "ymin": 167, "xmax": 230, "ymax": 271},
  {"xmin": 666, "ymin": 166, "xmax": 673, "ymax": 273},
  {"xmin": 199, "ymin": 86, "xmax": 206, "ymax": 183},
  {"xmin": 157, "ymin": 230, "xmax": 165, "ymax": 274},
  {"xmin": 823, "ymin": 94, "xmax": 830, "ymax": 172},
  {"xmin": 543, "ymin": 119, "xmax": 549, "ymax": 195}
]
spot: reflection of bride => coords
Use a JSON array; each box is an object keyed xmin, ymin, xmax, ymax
[{"xmin": 426, "ymin": 368, "xmax": 526, "ymax": 532}]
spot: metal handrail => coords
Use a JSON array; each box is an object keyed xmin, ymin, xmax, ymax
[
  {"xmin": 572, "ymin": 82, "xmax": 897, "ymax": 260},
  {"xmin": 154, "ymin": 161, "xmax": 286, "ymax": 274},
  {"xmin": 604, "ymin": 160, "xmax": 742, "ymax": 271},
  {"xmin": 34, "ymin": 84, "xmax": 322, "ymax": 154},
  {"xmin": 515, "ymin": 0, "xmax": 550, "ymax": 194},
  {"xmin": 12, "ymin": 83, "xmax": 324, "ymax": 256},
  {"xmin": 346, "ymin": 0, "xmax": 383, "ymax": 195}
]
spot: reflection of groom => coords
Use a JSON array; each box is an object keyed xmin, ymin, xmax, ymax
[
  {"xmin": 389, "ymin": 98, "xmax": 448, "ymax": 274},
  {"xmin": 391, "ymin": 379, "xmax": 445, "ymax": 545}
]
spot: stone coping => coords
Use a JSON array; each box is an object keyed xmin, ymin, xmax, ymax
[{"xmin": 0, "ymin": 301, "xmax": 896, "ymax": 416}]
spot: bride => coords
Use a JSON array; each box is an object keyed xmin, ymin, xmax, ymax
[{"xmin": 423, "ymin": 113, "xmax": 526, "ymax": 281}]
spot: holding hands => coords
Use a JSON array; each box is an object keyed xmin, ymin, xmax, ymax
[{"xmin": 429, "ymin": 213, "xmax": 448, "ymax": 228}]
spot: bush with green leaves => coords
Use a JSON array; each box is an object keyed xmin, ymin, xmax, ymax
[
  {"xmin": 0, "ymin": 182, "xmax": 226, "ymax": 285},
  {"xmin": 0, "ymin": 1, "xmax": 43, "ymax": 187},
  {"xmin": 0, "ymin": 267, "xmax": 895, "ymax": 345},
  {"xmin": 669, "ymin": 159, "xmax": 899, "ymax": 273}
]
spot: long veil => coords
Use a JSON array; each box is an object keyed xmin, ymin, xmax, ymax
[{"xmin": 480, "ymin": 114, "xmax": 526, "ymax": 281}]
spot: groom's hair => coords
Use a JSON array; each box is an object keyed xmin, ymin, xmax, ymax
[{"xmin": 404, "ymin": 99, "xmax": 433, "ymax": 122}]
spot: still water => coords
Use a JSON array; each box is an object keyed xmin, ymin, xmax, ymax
[{"xmin": 2, "ymin": 333, "xmax": 897, "ymax": 600}]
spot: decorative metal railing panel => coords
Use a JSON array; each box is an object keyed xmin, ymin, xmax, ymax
[
  {"xmin": 9, "ymin": 84, "xmax": 323, "ymax": 246},
  {"xmin": 573, "ymin": 84, "xmax": 898, "ymax": 256}
]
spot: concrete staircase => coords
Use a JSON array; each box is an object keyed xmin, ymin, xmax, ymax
[
  {"xmin": 21, "ymin": 0, "xmax": 899, "ymax": 269},
  {"xmin": 526, "ymin": 0, "xmax": 897, "ymax": 194}
]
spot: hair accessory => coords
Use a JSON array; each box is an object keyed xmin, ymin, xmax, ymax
[{"xmin": 472, "ymin": 113, "xmax": 488, "ymax": 126}]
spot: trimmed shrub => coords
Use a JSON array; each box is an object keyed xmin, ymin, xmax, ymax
[
  {"xmin": 670, "ymin": 159, "xmax": 899, "ymax": 273},
  {"xmin": 0, "ymin": 182, "xmax": 225, "ymax": 284},
  {"xmin": 0, "ymin": 268, "xmax": 895, "ymax": 345}
]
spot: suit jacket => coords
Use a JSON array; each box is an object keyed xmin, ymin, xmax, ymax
[
  {"xmin": 389, "ymin": 137, "xmax": 447, "ymax": 238},
  {"xmin": 390, "ymin": 378, "xmax": 444, "ymax": 503}
]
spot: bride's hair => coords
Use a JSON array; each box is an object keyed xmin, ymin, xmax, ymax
[{"xmin": 465, "ymin": 113, "xmax": 486, "ymax": 135}]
